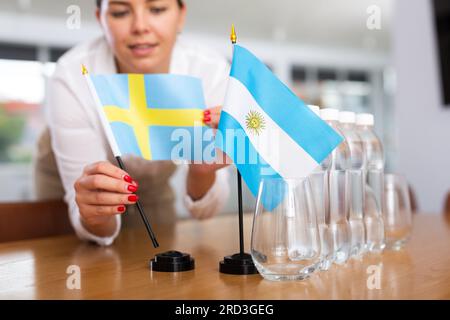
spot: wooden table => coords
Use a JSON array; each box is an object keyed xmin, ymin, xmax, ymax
[{"xmin": 0, "ymin": 213, "xmax": 449, "ymax": 299}]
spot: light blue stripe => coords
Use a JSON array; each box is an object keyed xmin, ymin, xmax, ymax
[
  {"xmin": 149, "ymin": 126, "xmax": 216, "ymax": 161},
  {"xmin": 91, "ymin": 74, "xmax": 129, "ymax": 109},
  {"xmin": 144, "ymin": 74, "xmax": 206, "ymax": 109},
  {"xmin": 110, "ymin": 122, "xmax": 142, "ymax": 157},
  {"xmin": 230, "ymin": 45, "xmax": 343, "ymax": 164},
  {"xmin": 216, "ymin": 111, "xmax": 286, "ymax": 211}
]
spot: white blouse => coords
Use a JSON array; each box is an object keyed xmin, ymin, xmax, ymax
[{"xmin": 46, "ymin": 36, "xmax": 230, "ymax": 246}]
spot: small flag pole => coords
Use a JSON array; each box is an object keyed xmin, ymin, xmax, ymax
[
  {"xmin": 81, "ymin": 65, "xmax": 159, "ymax": 248},
  {"xmin": 219, "ymin": 25, "xmax": 258, "ymax": 275},
  {"xmin": 230, "ymin": 24, "xmax": 245, "ymax": 257}
]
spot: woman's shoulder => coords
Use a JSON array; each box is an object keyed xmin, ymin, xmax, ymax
[
  {"xmin": 177, "ymin": 40, "xmax": 227, "ymax": 62},
  {"xmin": 172, "ymin": 39, "xmax": 230, "ymax": 76},
  {"xmin": 172, "ymin": 39, "xmax": 230, "ymax": 106},
  {"xmin": 53, "ymin": 36, "xmax": 113, "ymax": 79},
  {"xmin": 46, "ymin": 37, "xmax": 113, "ymax": 125}
]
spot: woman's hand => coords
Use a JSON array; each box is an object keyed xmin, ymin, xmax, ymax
[
  {"xmin": 203, "ymin": 106, "xmax": 222, "ymax": 129},
  {"xmin": 74, "ymin": 161, "xmax": 139, "ymax": 237}
]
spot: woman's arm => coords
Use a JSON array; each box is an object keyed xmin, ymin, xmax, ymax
[
  {"xmin": 185, "ymin": 167, "xmax": 230, "ymax": 220},
  {"xmin": 187, "ymin": 105, "xmax": 227, "ymax": 200},
  {"xmin": 186, "ymin": 165, "xmax": 217, "ymax": 201},
  {"xmin": 185, "ymin": 106, "xmax": 230, "ymax": 217},
  {"xmin": 47, "ymin": 70, "xmax": 129, "ymax": 245}
]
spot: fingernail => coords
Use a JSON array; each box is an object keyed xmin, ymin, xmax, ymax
[
  {"xmin": 203, "ymin": 110, "xmax": 211, "ymax": 115},
  {"xmin": 127, "ymin": 184, "xmax": 137, "ymax": 192},
  {"xmin": 203, "ymin": 116, "xmax": 211, "ymax": 122},
  {"xmin": 118, "ymin": 206, "xmax": 126, "ymax": 213},
  {"xmin": 123, "ymin": 175, "xmax": 133, "ymax": 183},
  {"xmin": 128, "ymin": 195, "xmax": 138, "ymax": 202}
]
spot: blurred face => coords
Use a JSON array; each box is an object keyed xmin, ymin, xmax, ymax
[{"xmin": 97, "ymin": 0, "xmax": 186, "ymax": 74}]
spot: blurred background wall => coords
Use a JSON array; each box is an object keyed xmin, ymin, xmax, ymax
[
  {"xmin": 0, "ymin": 0, "xmax": 447, "ymax": 215},
  {"xmin": 394, "ymin": 0, "xmax": 450, "ymax": 214}
]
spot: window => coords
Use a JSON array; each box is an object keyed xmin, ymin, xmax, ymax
[{"xmin": 0, "ymin": 41, "xmax": 63, "ymax": 201}]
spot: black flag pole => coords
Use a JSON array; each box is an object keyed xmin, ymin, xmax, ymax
[
  {"xmin": 237, "ymin": 171, "xmax": 245, "ymax": 256},
  {"xmin": 219, "ymin": 25, "xmax": 258, "ymax": 275},
  {"xmin": 115, "ymin": 156, "xmax": 159, "ymax": 248}
]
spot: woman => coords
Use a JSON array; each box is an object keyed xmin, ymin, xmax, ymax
[{"xmin": 35, "ymin": 0, "xmax": 230, "ymax": 246}]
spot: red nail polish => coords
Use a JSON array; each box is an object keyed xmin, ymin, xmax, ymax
[
  {"xmin": 203, "ymin": 110, "xmax": 211, "ymax": 115},
  {"xmin": 128, "ymin": 195, "xmax": 138, "ymax": 202},
  {"xmin": 123, "ymin": 175, "xmax": 133, "ymax": 183},
  {"xmin": 118, "ymin": 206, "xmax": 126, "ymax": 212},
  {"xmin": 204, "ymin": 116, "xmax": 211, "ymax": 122},
  {"xmin": 127, "ymin": 185, "xmax": 137, "ymax": 192}
]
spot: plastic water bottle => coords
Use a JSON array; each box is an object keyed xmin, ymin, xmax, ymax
[
  {"xmin": 339, "ymin": 111, "xmax": 366, "ymax": 258},
  {"xmin": 356, "ymin": 113, "xmax": 385, "ymax": 253},
  {"xmin": 320, "ymin": 108, "xmax": 351, "ymax": 265},
  {"xmin": 307, "ymin": 105, "xmax": 332, "ymax": 270}
]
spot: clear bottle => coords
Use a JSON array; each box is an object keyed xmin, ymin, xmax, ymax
[
  {"xmin": 338, "ymin": 111, "xmax": 366, "ymax": 258},
  {"xmin": 307, "ymin": 105, "xmax": 332, "ymax": 270},
  {"xmin": 356, "ymin": 113, "xmax": 386, "ymax": 253},
  {"xmin": 320, "ymin": 108, "xmax": 351, "ymax": 265}
]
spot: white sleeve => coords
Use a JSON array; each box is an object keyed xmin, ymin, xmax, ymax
[
  {"xmin": 46, "ymin": 71, "xmax": 121, "ymax": 246},
  {"xmin": 183, "ymin": 167, "xmax": 230, "ymax": 219}
]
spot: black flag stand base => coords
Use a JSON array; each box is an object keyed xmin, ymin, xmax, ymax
[
  {"xmin": 116, "ymin": 157, "xmax": 195, "ymax": 272},
  {"xmin": 219, "ymin": 253, "xmax": 257, "ymax": 275},
  {"xmin": 219, "ymin": 171, "xmax": 258, "ymax": 275},
  {"xmin": 150, "ymin": 251, "xmax": 195, "ymax": 272}
]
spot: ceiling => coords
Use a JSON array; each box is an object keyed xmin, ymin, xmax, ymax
[{"xmin": 0, "ymin": 0, "xmax": 393, "ymax": 52}]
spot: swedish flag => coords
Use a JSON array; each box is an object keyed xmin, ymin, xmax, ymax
[{"xmin": 90, "ymin": 74, "xmax": 213, "ymax": 161}]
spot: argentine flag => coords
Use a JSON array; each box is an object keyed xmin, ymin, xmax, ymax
[{"xmin": 216, "ymin": 45, "xmax": 343, "ymax": 210}]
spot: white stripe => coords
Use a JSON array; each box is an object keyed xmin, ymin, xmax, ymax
[
  {"xmin": 84, "ymin": 74, "xmax": 122, "ymax": 157},
  {"xmin": 223, "ymin": 77, "xmax": 319, "ymax": 178}
]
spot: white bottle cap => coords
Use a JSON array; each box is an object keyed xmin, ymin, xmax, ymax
[
  {"xmin": 356, "ymin": 113, "xmax": 374, "ymax": 126},
  {"xmin": 339, "ymin": 111, "xmax": 356, "ymax": 124},
  {"xmin": 320, "ymin": 108, "xmax": 339, "ymax": 121},
  {"xmin": 307, "ymin": 105, "xmax": 320, "ymax": 116}
]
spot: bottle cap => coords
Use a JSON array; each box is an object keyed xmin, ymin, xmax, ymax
[
  {"xmin": 320, "ymin": 108, "xmax": 340, "ymax": 121},
  {"xmin": 339, "ymin": 111, "xmax": 356, "ymax": 124},
  {"xmin": 356, "ymin": 113, "xmax": 374, "ymax": 126},
  {"xmin": 307, "ymin": 105, "xmax": 320, "ymax": 116}
]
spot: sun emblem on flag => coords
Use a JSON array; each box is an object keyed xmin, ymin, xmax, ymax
[{"xmin": 245, "ymin": 110, "xmax": 266, "ymax": 135}]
